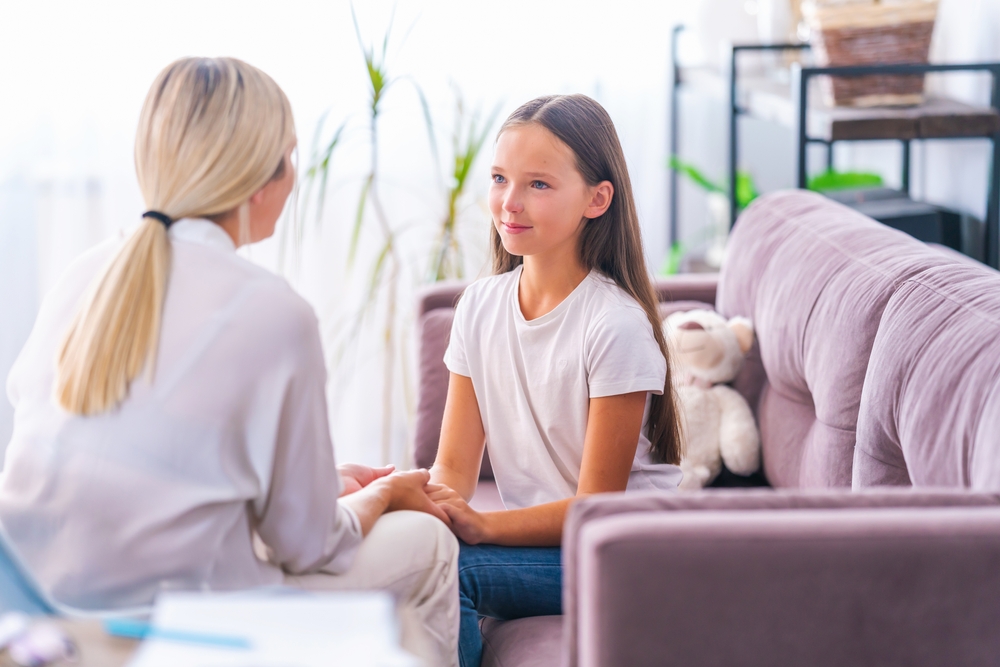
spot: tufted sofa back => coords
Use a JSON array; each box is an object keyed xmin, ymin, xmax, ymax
[
  {"xmin": 413, "ymin": 189, "xmax": 1000, "ymax": 491},
  {"xmin": 854, "ymin": 261, "xmax": 1000, "ymax": 490},
  {"xmin": 718, "ymin": 190, "xmax": 956, "ymax": 488}
]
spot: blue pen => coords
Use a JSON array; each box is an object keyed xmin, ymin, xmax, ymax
[{"xmin": 103, "ymin": 618, "xmax": 252, "ymax": 649}]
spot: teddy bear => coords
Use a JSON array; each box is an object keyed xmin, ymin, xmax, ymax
[{"xmin": 664, "ymin": 309, "xmax": 760, "ymax": 489}]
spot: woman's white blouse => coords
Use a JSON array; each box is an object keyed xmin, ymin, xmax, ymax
[{"xmin": 0, "ymin": 219, "xmax": 361, "ymax": 610}]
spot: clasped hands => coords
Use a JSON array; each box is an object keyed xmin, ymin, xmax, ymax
[{"xmin": 338, "ymin": 463, "xmax": 487, "ymax": 544}]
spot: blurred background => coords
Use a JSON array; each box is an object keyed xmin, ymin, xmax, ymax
[{"xmin": 1, "ymin": 0, "xmax": 997, "ymax": 467}]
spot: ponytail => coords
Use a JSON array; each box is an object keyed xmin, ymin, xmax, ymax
[
  {"xmin": 54, "ymin": 57, "xmax": 295, "ymax": 415},
  {"xmin": 55, "ymin": 218, "xmax": 171, "ymax": 414}
]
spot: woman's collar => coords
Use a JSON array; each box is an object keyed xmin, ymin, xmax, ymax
[{"xmin": 168, "ymin": 218, "xmax": 236, "ymax": 252}]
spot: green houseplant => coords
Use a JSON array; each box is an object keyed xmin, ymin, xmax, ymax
[
  {"xmin": 295, "ymin": 11, "xmax": 498, "ymax": 465},
  {"xmin": 667, "ymin": 156, "xmax": 758, "ymax": 273}
]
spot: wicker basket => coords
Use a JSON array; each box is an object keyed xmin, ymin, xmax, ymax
[{"xmin": 803, "ymin": 0, "xmax": 939, "ymax": 107}]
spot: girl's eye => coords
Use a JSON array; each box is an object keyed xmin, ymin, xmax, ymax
[
  {"xmin": 531, "ymin": 181, "xmax": 549, "ymax": 189},
  {"xmin": 492, "ymin": 174, "xmax": 505, "ymax": 184}
]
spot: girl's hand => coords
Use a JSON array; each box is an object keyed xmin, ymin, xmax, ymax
[
  {"xmin": 426, "ymin": 483, "xmax": 491, "ymax": 544},
  {"xmin": 376, "ymin": 470, "xmax": 452, "ymax": 527},
  {"xmin": 338, "ymin": 463, "xmax": 395, "ymax": 496}
]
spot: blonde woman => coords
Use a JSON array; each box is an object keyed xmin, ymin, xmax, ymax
[{"xmin": 0, "ymin": 58, "xmax": 459, "ymax": 666}]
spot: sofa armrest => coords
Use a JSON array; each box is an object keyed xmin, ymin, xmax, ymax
[
  {"xmin": 562, "ymin": 488, "xmax": 1000, "ymax": 667},
  {"xmin": 416, "ymin": 280, "xmax": 467, "ymax": 318},
  {"xmin": 576, "ymin": 506, "xmax": 1000, "ymax": 667},
  {"xmin": 652, "ymin": 274, "xmax": 718, "ymax": 306}
]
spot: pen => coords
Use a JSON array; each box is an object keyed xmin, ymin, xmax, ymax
[{"xmin": 103, "ymin": 618, "xmax": 252, "ymax": 649}]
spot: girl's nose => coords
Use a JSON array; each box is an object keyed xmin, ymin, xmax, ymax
[{"xmin": 502, "ymin": 192, "xmax": 523, "ymax": 214}]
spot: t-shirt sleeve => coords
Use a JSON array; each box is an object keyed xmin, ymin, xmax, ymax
[
  {"xmin": 587, "ymin": 305, "xmax": 667, "ymax": 398},
  {"xmin": 443, "ymin": 289, "xmax": 472, "ymax": 377}
]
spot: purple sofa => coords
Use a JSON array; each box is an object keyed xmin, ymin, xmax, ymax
[{"xmin": 413, "ymin": 190, "xmax": 1000, "ymax": 667}]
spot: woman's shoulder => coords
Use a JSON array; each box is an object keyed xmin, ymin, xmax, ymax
[
  {"xmin": 37, "ymin": 234, "xmax": 128, "ymax": 329},
  {"xmin": 236, "ymin": 265, "xmax": 319, "ymax": 340},
  {"xmin": 171, "ymin": 239, "xmax": 320, "ymax": 345}
]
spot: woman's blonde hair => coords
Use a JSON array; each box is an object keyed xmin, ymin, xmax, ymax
[{"xmin": 55, "ymin": 57, "xmax": 295, "ymax": 415}]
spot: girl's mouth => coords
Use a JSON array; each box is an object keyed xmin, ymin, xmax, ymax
[{"xmin": 501, "ymin": 221, "xmax": 531, "ymax": 235}]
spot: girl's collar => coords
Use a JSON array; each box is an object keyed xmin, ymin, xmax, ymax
[{"xmin": 512, "ymin": 265, "xmax": 596, "ymax": 326}]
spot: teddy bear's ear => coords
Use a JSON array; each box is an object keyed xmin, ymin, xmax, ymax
[{"xmin": 728, "ymin": 317, "xmax": 755, "ymax": 355}]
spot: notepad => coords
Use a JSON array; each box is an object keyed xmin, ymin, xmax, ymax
[{"xmin": 126, "ymin": 589, "xmax": 419, "ymax": 667}]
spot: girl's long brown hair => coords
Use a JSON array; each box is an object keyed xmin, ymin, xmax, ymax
[{"xmin": 491, "ymin": 94, "xmax": 682, "ymax": 465}]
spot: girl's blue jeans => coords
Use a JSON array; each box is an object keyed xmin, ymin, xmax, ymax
[{"xmin": 457, "ymin": 541, "xmax": 563, "ymax": 667}]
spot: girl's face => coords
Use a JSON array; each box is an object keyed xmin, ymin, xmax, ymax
[{"xmin": 489, "ymin": 124, "xmax": 612, "ymax": 265}]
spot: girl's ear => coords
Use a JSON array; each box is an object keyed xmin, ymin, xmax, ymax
[{"xmin": 584, "ymin": 181, "xmax": 614, "ymax": 219}]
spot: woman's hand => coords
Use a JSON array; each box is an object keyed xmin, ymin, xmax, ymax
[
  {"xmin": 426, "ymin": 483, "xmax": 491, "ymax": 545},
  {"xmin": 338, "ymin": 463, "xmax": 394, "ymax": 496},
  {"xmin": 374, "ymin": 470, "xmax": 452, "ymax": 527}
]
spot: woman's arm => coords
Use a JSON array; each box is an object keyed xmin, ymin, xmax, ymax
[
  {"xmin": 429, "ymin": 390, "xmax": 647, "ymax": 546},
  {"xmin": 429, "ymin": 373, "xmax": 487, "ymax": 502},
  {"xmin": 340, "ymin": 469, "xmax": 450, "ymax": 536}
]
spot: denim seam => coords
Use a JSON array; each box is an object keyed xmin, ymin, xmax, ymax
[{"xmin": 459, "ymin": 563, "xmax": 561, "ymax": 571}]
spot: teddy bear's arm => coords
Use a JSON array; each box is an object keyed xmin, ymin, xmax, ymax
[{"xmin": 712, "ymin": 384, "xmax": 761, "ymax": 476}]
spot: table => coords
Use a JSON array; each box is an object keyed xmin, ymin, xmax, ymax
[{"xmin": 0, "ymin": 619, "xmax": 138, "ymax": 667}]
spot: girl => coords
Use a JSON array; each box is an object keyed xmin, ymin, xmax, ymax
[
  {"xmin": 0, "ymin": 58, "xmax": 459, "ymax": 667},
  {"xmin": 428, "ymin": 94, "xmax": 684, "ymax": 667}
]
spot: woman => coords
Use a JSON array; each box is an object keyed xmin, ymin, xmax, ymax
[{"xmin": 0, "ymin": 57, "xmax": 458, "ymax": 666}]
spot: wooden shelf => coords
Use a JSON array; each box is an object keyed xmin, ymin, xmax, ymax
[
  {"xmin": 744, "ymin": 82, "xmax": 1000, "ymax": 142},
  {"xmin": 677, "ymin": 65, "xmax": 1000, "ymax": 142}
]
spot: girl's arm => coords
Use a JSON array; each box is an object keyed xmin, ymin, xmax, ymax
[
  {"xmin": 428, "ymin": 390, "xmax": 648, "ymax": 546},
  {"xmin": 340, "ymin": 469, "xmax": 451, "ymax": 536},
  {"xmin": 429, "ymin": 373, "xmax": 487, "ymax": 502}
]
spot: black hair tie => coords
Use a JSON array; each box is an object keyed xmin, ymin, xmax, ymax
[{"xmin": 142, "ymin": 210, "xmax": 174, "ymax": 228}]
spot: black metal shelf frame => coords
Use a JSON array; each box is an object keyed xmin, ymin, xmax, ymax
[{"xmin": 669, "ymin": 26, "xmax": 1000, "ymax": 269}]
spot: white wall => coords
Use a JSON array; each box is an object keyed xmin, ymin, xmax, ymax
[
  {"xmin": 0, "ymin": 0, "xmax": 684, "ymax": 464},
  {"xmin": 1, "ymin": 0, "xmax": 997, "ymax": 464}
]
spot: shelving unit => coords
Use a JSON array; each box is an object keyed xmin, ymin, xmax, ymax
[{"xmin": 669, "ymin": 26, "xmax": 1000, "ymax": 268}]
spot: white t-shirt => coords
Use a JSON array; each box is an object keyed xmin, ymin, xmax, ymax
[
  {"xmin": 1, "ymin": 218, "xmax": 361, "ymax": 610},
  {"xmin": 444, "ymin": 266, "xmax": 683, "ymax": 509}
]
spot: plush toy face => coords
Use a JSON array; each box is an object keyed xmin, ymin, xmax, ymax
[{"xmin": 664, "ymin": 310, "xmax": 754, "ymax": 386}]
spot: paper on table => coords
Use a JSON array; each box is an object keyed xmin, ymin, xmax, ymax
[{"xmin": 126, "ymin": 589, "xmax": 419, "ymax": 667}]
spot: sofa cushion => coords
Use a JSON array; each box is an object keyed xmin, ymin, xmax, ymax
[
  {"xmin": 718, "ymin": 190, "xmax": 956, "ymax": 488},
  {"xmin": 578, "ymin": 506, "xmax": 1000, "ymax": 667},
  {"xmin": 656, "ymin": 299, "xmax": 714, "ymax": 320},
  {"xmin": 480, "ymin": 616, "xmax": 562, "ymax": 667},
  {"xmin": 854, "ymin": 261, "xmax": 1000, "ymax": 489},
  {"xmin": 561, "ymin": 488, "xmax": 1000, "ymax": 667}
]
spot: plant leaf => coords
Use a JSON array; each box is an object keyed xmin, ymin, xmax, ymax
[
  {"xmin": 735, "ymin": 170, "xmax": 759, "ymax": 211},
  {"xmin": 669, "ymin": 155, "xmax": 725, "ymax": 194},
  {"xmin": 313, "ymin": 120, "xmax": 347, "ymax": 227},
  {"xmin": 349, "ymin": 175, "xmax": 373, "ymax": 267},
  {"xmin": 807, "ymin": 169, "xmax": 883, "ymax": 192},
  {"xmin": 415, "ymin": 84, "xmax": 442, "ymax": 184}
]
